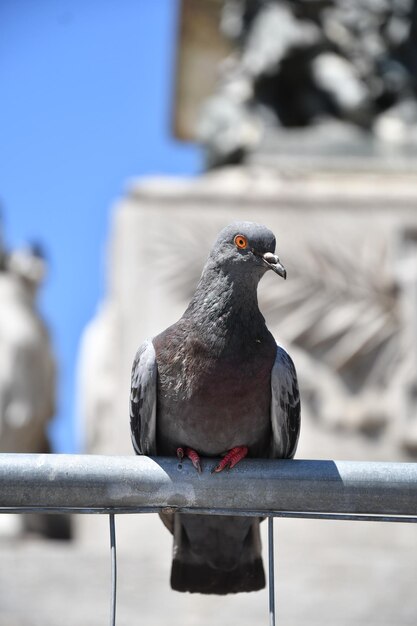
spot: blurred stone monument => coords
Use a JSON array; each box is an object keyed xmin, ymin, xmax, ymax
[
  {"xmin": 79, "ymin": 0, "xmax": 417, "ymax": 459},
  {"xmin": 0, "ymin": 220, "xmax": 70, "ymax": 538},
  {"xmin": 0, "ymin": 240, "xmax": 55, "ymax": 455},
  {"xmin": 194, "ymin": 0, "xmax": 417, "ymax": 168},
  {"xmin": 74, "ymin": 7, "xmax": 417, "ymax": 623}
]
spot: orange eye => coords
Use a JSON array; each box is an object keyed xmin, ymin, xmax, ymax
[{"xmin": 234, "ymin": 234, "xmax": 248, "ymax": 249}]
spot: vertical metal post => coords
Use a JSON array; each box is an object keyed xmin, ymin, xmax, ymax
[
  {"xmin": 268, "ymin": 516, "xmax": 276, "ymax": 626},
  {"xmin": 109, "ymin": 513, "xmax": 117, "ymax": 626}
]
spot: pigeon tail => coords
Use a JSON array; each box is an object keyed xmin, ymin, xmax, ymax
[
  {"xmin": 171, "ymin": 556, "xmax": 265, "ymax": 594},
  {"xmin": 170, "ymin": 513, "xmax": 265, "ymax": 594}
]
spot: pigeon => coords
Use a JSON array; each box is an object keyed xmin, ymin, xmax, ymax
[{"xmin": 130, "ymin": 221, "xmax": 300, "ymax": 594}]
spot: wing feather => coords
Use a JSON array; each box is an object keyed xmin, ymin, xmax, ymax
[
  {"xmin": 130, "ymin": 339, "xmax": 157, "ymax": 455},
  {"xmin": 270, "ymin": 345, "xmax": 301, "ymax": 459}
]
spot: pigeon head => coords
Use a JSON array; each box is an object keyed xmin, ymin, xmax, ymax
[{"xmin": 208, "ymin": 221, "xmax": 287, "ymax": 280}]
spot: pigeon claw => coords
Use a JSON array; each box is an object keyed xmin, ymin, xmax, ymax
[
  {"xmin": 211, "ymin": 446, "xmax": 249, "ymax": 473},
  {"xmin": 177, "ymin": 447, "xmax": 202, "ymax": 473}
]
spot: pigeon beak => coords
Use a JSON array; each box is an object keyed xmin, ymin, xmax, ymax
[{"xmin": 261, "ymin": 252, "xmax": 287, "ymax": 279}]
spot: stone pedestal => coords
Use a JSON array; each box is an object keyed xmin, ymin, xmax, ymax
[{"xmin": 79, "ymin": 165, "xmax": 417, "ymax": 459}]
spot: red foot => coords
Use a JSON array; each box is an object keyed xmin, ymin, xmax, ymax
[
  {"xmin": 177, "ymin": 447, "xmax": 202, "ymax": 473},
  {"xmin": 211, "ymin": 446, "xmax": 249, "ymax": 473}
]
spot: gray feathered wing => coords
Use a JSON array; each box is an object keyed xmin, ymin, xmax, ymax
[
  {"xmin": 130, "ymin": 339, "xmax": 158, "ymax": 456},
  {"xmin": 270, "ymin": 345, "xmax": 301, "ymax": 459}
]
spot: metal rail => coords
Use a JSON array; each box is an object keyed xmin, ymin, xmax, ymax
[
  {"xmin": 0, "ymin": 454, "xmax": 416, "ymax": 520},
  {"xmin": 1, "ymin": 453, "xmax": 416, "ymax": 626}
]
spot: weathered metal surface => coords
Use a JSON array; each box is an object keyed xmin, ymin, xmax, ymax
[{"xmin": 0, "ymin": 454, "xmax": 416, "ymax": 518}]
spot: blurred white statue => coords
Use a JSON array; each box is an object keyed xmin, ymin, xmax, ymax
[
  {"xmin": 0, "ymin": 237, "xmax": 59, "ymax": 537},
  {"xmin": 0, "ymin": 243, "xmax": 55, "ymax": 453}
]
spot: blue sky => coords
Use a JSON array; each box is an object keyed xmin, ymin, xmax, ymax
[{"xmin": 0, "ymin": 0, "xmax": 201, "ymax": 451}]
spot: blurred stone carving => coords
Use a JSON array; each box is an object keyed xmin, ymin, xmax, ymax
[
  {"xmin": 79, "ymin": 167, "xmax": 417, "ymax": 457},
  {"xmin": 0, "ymin": 244, "xmax": 55, "ymax": 453},
  {"xmin": 145, "ymin": 209, "xmax": 411, "ymax": 437},
  {"xmin": 396, "ymin": 227, "xmax": 417, "ymax": 453},
  {"xmin": 0, "ymin": 231, "xmax": 67, "ymax": 538},
  {"xmin": 197, "ymin": 0, "xmax": 417, "ymax": 166}
]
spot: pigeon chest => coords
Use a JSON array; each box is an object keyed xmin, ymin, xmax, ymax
[{"xmin": 155, "ymin": 336, "xmax": 276, "ymax": 457}]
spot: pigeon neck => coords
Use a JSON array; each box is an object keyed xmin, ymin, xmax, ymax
[{"xmin": 183, "ymin": 264, "xmax": 264, "ymax": 339}]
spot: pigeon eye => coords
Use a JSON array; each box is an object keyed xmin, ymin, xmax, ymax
[{"xmin": 234, "ymin": 235, "xmax": 248, "ymax": 249}]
